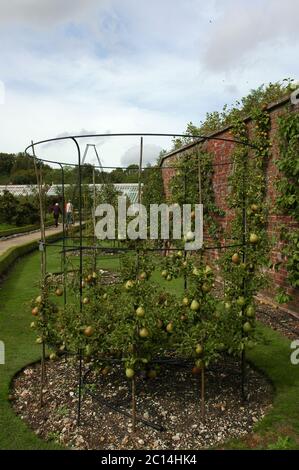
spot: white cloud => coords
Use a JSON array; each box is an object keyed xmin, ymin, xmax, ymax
[
  {"xmin": 121, "ymin": 143, "xmax": 162, "ymax": 167},
  {"xmin": 1, "ymin": 90, "xmax": 178, "ymax": 167},
  {"xmin": 0, "ymin": 0, "xmax": 103, "ymax": 25},
  {"xmin": 202, "ymin": 0, "xmax": 299, "ymax": 72},
  {"xmin": 0, "ymin": 0, "xmax": 297, "ymax": 167}
]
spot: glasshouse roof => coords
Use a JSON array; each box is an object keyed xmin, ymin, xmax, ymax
[{"xmin": 0, "ymin": 183, "xmax": 141, "ymax": 203}]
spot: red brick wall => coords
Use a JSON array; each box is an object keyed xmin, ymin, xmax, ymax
[{"xmin": 161, "ymin": 98, "xmax": 299, "ymax": 314}]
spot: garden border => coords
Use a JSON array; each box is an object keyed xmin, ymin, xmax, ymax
[
  {"xmin": 0, "ymin": 231, "xmax": 62, "ymax": 278},
  {"xmin": 0, "ymin": 221, "xmax": 54, "ymax": 239}
]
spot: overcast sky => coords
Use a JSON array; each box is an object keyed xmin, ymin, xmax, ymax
[{"xmin": 0, "ymin": 0, "xmax": 298, "ymax": 167}]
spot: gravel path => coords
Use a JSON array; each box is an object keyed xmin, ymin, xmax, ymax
[{"xmin": 0, "ymin": 224, "xmax": 69, "ymax": 256}]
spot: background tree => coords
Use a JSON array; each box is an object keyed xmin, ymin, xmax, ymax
[{"xmin": 0, "ymin": 191, "xmax": 18, "ymax": 224}]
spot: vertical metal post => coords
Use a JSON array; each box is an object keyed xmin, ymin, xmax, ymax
[
  {"xmin": 197, "ymin": 148, "xmax": 204, "ymax": 267},
  {"xmin": 198, "ymin": 147, "xmax": 206, "ymax": 420},
  {"xmin": 241, "ymin": 146, "xmax": 248, "ymax": 402},
  {"xmin": 72, "ymin": 138, "xmax": 84, "ymax": 426},
  {"xmin": 183, "ymin": 171, "xmax": 187, "ymax": 291},
  {"xmin": 131, "ymin": 136, "xmax": 144, "ymax": 431},
  {"xmin": 93, "ymin": 167, "xmax": 97, "ymax": 271},
  {"xmin": 32, "ymin": 141, "xmax": 47, "ymax": 407},
  {"xmin": 59, "ymin": 164, "xmax": 67, "ymax": 306},
  {"xmin": 138, "ymin": 137, "xmax": 143, "ymax": 205},
  {"xmin": 72, "ymin": 137, "xmax": 83, "ymax": 311},
  {"xmin": 197, "ymin": 149, "xmax": 203, "ymax": 266},
  {"xmin": 77, "ymin": 349, "xmax": 83, "ymax": 427},
  {"xmin": 201, "ymin": 365, "xmax": 205, "ymax": 420},
  {"xmin": 132, "ymin": 376, "xmax": 137, "ymax": 432},
  {"xmin": 135, "ymin": 137, "xmax": 143, "ymax": 273},
  {"xmin": 197, "ymin": 148, "xmax": 203, "ymax": 206}
]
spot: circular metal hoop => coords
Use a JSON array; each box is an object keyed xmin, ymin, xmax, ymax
[{"xmin": 27, "ymin": 131, "xmax": 254, "ymax": 430}]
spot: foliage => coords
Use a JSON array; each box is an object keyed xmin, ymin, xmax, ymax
[
  {"xmin": 30, "ymin": 284, "xmax": 62, "ymax": 350},
  {"xmin": 0, "ymin": 191, "xmax": 39, "ymax": 226},
  {"xmin": 173, "ymin": 79, "xmax": 295, "ymax": 149},
  {"xmin": 7, "ymin": 153, "xmax": 37, "ymax": 184},
  {"xmin": 141, "ymin": 165, "xmax": 166, "ymax": 247},
  {"xmin": 0, "ymin": 190, "xmax": 18, "ymax": 224},
  {"xmin": 169, "ymin": 148, "xmax": 224, "ymax": 240},
  {"xmin": 218, "ymin": 108, "xmax": 271, "ymax": 353},
  {"xmin": 0, "ymin": 153, "xmax": 144, "ymax": 186},
  {"xmin": 97, "ymin": 182, "xmax": 120, "ymax": 207},
  {"xmin": 172, "ymin": 122, "xmax": 203, "ymax": 149},
  {"xmin": 54, "ymin": 183, "xmax": 94, "ymax": 217},
  {"xmin": 11, "ymin": 169, "xmax": 37, "ymax": 185},
  {"xmin": 119, "ymin": 252, "xmax": 154, "ymax": 281},
  {"xmin": 109, "ymin": 165, "xmax": 140, "ymax": 184},
  {"xmin": 14, "ymin": 199, "xmax": 40, "ymax": 226},
  {"xmin": 31, "ymin": 256, "xmax": 182, "ymax": 376},
  {"xmin": 280, "ymin": 230, "xmax": 299, "ymax": 290},
  {"xmin": 142, "ymin": 166, "xmax": 165, "ymax": 210},
  {"xmin": 31, "ymin": 249, "xmax": 252, "ymax": 374},
  {"xmin": 276, "ymin": 113, "xmax": 299, "ymax": 219},
  {"xmin": 0, "ymin": 153, "xmax": 15, "ymax": 180},
  {"xmin": 275, "ymin": 112, "xmax": 299, "ymax": 298},
  {"xmin": 174, "ymin": 259, "xmax": 225, "ymax": 366}
]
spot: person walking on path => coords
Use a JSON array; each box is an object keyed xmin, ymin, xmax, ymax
[
  {"xmin": 65, "ymin": 200, "xmax": 73, "ymax": 226},
  {"xmin": 52, "ymin": 202, "xmax": 61, "ymax": 227}
]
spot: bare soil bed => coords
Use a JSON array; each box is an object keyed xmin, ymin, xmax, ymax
[
  {"xmin": 11, "ymin": 356, "xmax": 272, "ymax": 450},
  {"xmin": 256, "ymin": 301, "xmax": 299, "ymax": 340}
]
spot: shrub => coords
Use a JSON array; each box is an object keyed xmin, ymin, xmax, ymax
[
  {"xmin": 14, "ymin": 200, "xmax": 39, "ymax": 226},
  {"xmin": 0, "ymin": 191, "xmax": 18, "ymax": 224}
]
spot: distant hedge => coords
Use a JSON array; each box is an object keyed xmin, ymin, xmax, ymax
[{"xmin": 0, "ymin": 221, "xmax": 53, "ymax": 238}]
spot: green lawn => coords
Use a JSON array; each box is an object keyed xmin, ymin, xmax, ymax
[
  {"xmin": 0, "ymin": 246, "xmax": 62, "ymax": 450},
  {"xmin": 223, "ymin": 325, "xmax": 299, "ymax": 449},
  {"xmin": 0, "ymin": 245, "xmax": 298, "ymax": 449},
  {"xmin": 0, "ymin": 223, "xmax": 16, "ymax": 231}
]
